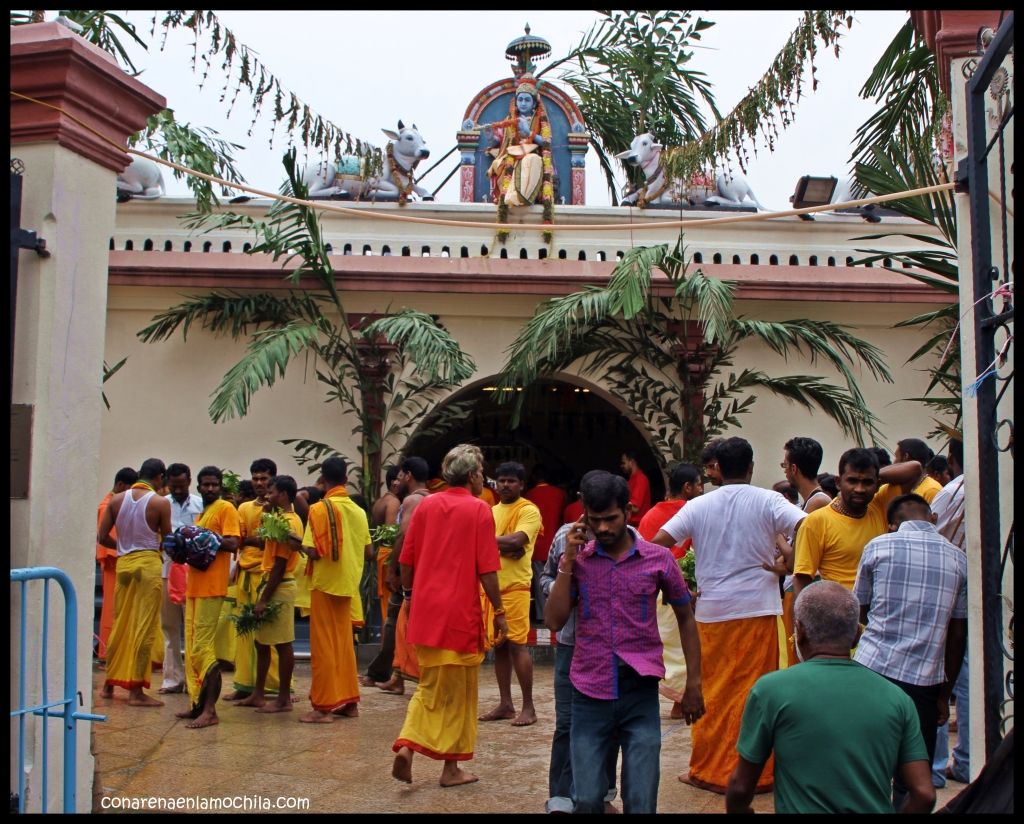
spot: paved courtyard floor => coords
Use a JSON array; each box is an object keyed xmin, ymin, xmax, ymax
[{"xmin": 90, "ymin": 658, "xmax": 965, "ymax": 814}]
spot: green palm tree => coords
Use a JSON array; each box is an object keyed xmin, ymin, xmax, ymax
[
  {"xmin": 539, "ymin": 10, "xmax": 720, "ymax": 201},
  {"xmin": 848, "ymin": 19, "xmax": 961, "ymax": 439},
  {"xmin": 495, "ymin": 235, "xmax": 892, "ymax": 467},
  {"xmin": 138, "ymin": 149, "xmax": 475, "ymax": 502}
]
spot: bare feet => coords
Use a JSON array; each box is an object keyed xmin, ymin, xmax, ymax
[
  {"xmin": 439, "ymin": 761, "xmax": 479, "ymax": 787},
  {"xmin": 256, "ymin": 702, "xmax": 293, "ymax": 714},
  {"xmin": 186, "ymin": 711, "xmax": 219, "ymax": 729},
  {"xmin": 236, "ymin": 694, "xmax": 266, "ymax": 708},
  {"xmin": 299, "ymin": 710, "xmax": 333, "ymax": 724},
  {"xmin": 331, "ymin": 703, "xmax": 358, "ymax": 717},
  {"xmin": 221, "ymin": 690, "xmax": 248, "ymax": 702},
  {"xmin": 478, "ymin": 705, "xmax": 516, "ymax": 722},
  {"xmin": 670, "ymin": 702, "xmax": 684, "ymax": 720},
  {"xmin": 377, "ymin": 677, "xmax": 405, "ymax": 695},
  {"xmin": 127, "ymin": 692, "xmax": 164, "ymax": 707},
  {"xmin": 511, "ymin": 708, "xmax": 537, "ymax": 727},
  {"xmin": 100, "ymin": 684, "xmax": 113, "ymax": 698},
  {"xmin": 357, "ymin": 675, "xmax": 376, "ymax": 687},
  {"xmin": 392, "ymin": 747, "xmax": 413, "ymax": 783},
  {"xmin": 175, "ymin": 707, "xmax": 200, "ymax": 720}
]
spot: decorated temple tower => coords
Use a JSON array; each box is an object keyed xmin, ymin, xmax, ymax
[{"xmin": 456, "ymin": 25, "xmax": 590, "ymax": 205}]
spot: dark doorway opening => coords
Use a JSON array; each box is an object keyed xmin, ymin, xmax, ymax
[{"xmin": 403, "ymin": 377, "xmax": 665, "ymax": 501}]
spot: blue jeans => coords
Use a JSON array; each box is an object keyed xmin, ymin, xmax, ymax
[
  {"xmin": 571, "ymin": 666, "xmax": 660, "ymax": 814},
  {"xmin": 933, "ymin": 651, "xmax": 970, "ymax": 784},
  {"xmin": 548, "ymin": 644, "xmax": 618, "ymax": 813}
]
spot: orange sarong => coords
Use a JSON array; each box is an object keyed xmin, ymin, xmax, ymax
[
  {"xmin": 392, "ymin": 599, "xmax": 421, "ymax": 681},
  {"xmin": 97, "ymin": 556, "xmax": 118, "ymax": 659},
  {"xmin": 308, "ymin": 589, "xmax": 360, "ymax": 711},
  {"xmin": 376, "ymin": 546, "xmax": 393, "ymax": 628},
  {"xmin": 688, "ymin": 615, "xmax": 778, "ymax": 793}
]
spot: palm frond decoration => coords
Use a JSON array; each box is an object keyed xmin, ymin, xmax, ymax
[
  {"xmin": 495, "ymin": 232, "xmax": 890, "ymax": 466},
  {"xmin": 362, "ymin": 310, "xmax": 476, "ymax": 386},
  {"xmin": 848, "ymin": 21, "xmax": 961, "ymax": 439},
  {"xmin": 140, "ymin": 148, "xmax": 475, "ymax": 504},
  {"xmin": 209, "ymin": 320, "xmax": 326, "ymax": 423}
]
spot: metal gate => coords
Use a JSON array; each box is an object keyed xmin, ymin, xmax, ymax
[
  {"xmin": 10, "ymin": 567, "xmax": 106, "ymax": 813},
  {"xmin": 960, "ymin": 12, "xmax": 1014, "ymax": 760}
]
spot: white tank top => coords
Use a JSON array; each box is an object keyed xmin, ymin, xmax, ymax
[{"xmin": 115, "ymin": 489, "xmax": 161, "ymax": 556}]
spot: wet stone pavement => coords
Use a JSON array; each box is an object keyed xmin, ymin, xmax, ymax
[{"xmin": 90, "ymin": 657, "xmax": 964, "ymax": 814}]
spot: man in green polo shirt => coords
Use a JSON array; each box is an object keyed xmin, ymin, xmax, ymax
[{"xmin": 725, "ymin": 581, "xmax": 935, "ymax": 814}]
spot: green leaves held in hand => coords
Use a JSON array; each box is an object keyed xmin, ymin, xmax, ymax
[
  {"xmin": 230, "ymin": 601, "xmax": 283, "ymax": 637},
  {"xmin": 256, "ymin": 508, "xmax": 295, "ymax": 543},
  {"xmin": 678, "ymin": 548, "xmax": 697, "ymax": 593},
  {"xmin": 370, "ymin": 523, "xmax": 400, "ymax": 547}
]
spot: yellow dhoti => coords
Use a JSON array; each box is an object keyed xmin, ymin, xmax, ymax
[
  {"xmin": 254, "ymin": 580, "xmax": 297, "ymax": 647},
  {"xmin": 308, "ymin": 590, "xmax": 360, "ymax": 711},
  {"xmin": 185, "ymin": 595, "xmax": 223, "ymax": 708},
  {"xmin": 233, "ymin": 568, "xmax": 281, "ymax": 694},
  {"xmin": 392, "ymin": 645, "xmax": 484, "ymax": 761},
  {"xmin": 481, "ymin": 585, "xmax": 530, "ymax": 648},
  {"xmin": 294, "ymin": 554, "xmax": 311, "ymax": 618},
  {"xmin": 150, "ymin": 617, "xmax": 164, "ymax": 668},
  {"xmin": 213, "ymin": 584, "xmax": 237, "ymax": 663},
  {"xmin": 104, "ymin": 551, "xmax": 163, "ymax": 690},
  {"xmin": 688, "ymin": 615, "xmax": 778, "ymax": 793},
  {"xmin": 657, "ymin": 601, "xmax": 687, "ymax": 701},
  {"xmin": 779, "ymin": 591, "xmax": 796, "ymax": 669}
]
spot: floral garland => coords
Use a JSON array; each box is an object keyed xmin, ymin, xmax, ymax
[{"xmin": 386, "ymin": 142, "xmax": 416, "ymax": 206}]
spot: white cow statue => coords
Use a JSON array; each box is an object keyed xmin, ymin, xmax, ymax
[
  {"xmin": 615, "ymin": 133, "xmax": 683, "ymax": 207},
  {"xmin": 616, "ymin": 134, "xmax": 767, "ymax": 211},
  {"xmin": 706, "ymin": 170, "xmax": 766, "ymax": 211},
  {"xmin": 116, "ymin": 156, "xmax": 165, "ymax": 201},
  {"xmin": 300, "ymin": 121, "xmax": 432, "ymax": 204}
]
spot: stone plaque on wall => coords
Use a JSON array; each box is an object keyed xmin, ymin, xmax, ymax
[{"xmin": 11, "ymin": 404, "xmax": 33, "ymax": 498}]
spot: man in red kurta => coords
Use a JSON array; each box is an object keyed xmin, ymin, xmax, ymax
[
  {"xmin": 525, "ymin": 467, "xmax": 564, "ymax": 621},
  {"xmin": 621, "ymin": 451, "xmax": 652, "ymax": 527},
  {"xmin": 392, "ymin": 444, "xmax": 507, "ymax": 788},
  {"xmin": 95, "ymin": 467, "xmax": 139, "ymax": 661}
]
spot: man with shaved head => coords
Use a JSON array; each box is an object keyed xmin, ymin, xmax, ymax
[{"xmin": 726, "ymin": 581, "xmax": 934, "ymax": 814}]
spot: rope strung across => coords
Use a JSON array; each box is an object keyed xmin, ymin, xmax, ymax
[{"xmin": 12, "ymin": 90, "xmax": 956, "ymax": 234}]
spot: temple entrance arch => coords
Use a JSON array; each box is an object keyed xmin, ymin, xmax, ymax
[{"xmin": 403, "ymin": 374, "xmax": 665, "ymax": 502}]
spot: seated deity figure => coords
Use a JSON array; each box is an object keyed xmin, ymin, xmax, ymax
[{"xmin": 486, "ymin": 75, "xmax": 553, "ymax": 208}]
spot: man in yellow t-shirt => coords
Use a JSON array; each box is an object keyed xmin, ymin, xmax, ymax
[
  {"xmin": 479, "ymin": 461, "xmax": 543, "ymax": 727},
  {"xmin": 793, "ymin": 448, "xmax": 922, "ymax": 598},
  {"xmin": 224, "ymin": 458, "xmax": 283, "ymax": 701},
  {"xmin": 238, "ymin": 474, "xmax": 303, "ymax": 714},
  {"xmin": 895, "ymin": 438, "xmax": 943, "ymax": 503},
  {"xmin": 175, "ymin": 466, "xmax": 240, "ymax": 730},
  {"xmin": 299, "ymin": 456, "xmax": 371, "ymax": 724}
]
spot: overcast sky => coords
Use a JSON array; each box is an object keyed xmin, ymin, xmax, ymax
[{"xmin": 106, "ymin": 10, "xmax": 908, "ymax": 208}]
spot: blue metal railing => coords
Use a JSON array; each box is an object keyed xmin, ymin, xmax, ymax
[{"xmin": 10, "ymin": 567, "xmax": 106, "ymax": 814}]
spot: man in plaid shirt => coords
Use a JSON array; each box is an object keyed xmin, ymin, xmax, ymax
[{"xmin": 852, "ymin": 493, "xmax": 967, "ymax": 807}]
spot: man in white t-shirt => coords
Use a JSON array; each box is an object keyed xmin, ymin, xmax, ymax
[
  {"xmin": 160, "ymin": 462, "xmax": 203, "ymax": 693},
  {"xmin": 652, "ymin": 437, "xmax": 806, "ymax": 795}
]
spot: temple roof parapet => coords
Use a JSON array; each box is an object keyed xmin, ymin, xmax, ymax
[{"xmin": 109, "ymin": 199, "xmax": 950, "ymax": 305}]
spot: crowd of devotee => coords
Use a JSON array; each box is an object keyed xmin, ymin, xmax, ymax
[{"xmin": 94, "ymin": 430, "xmax": 971, "ymax": 813}]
